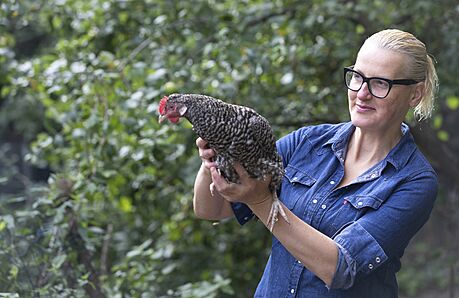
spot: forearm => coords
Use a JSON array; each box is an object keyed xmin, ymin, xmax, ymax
[
  {"xmin": 206, "ymin": 159, "xmax": 339, "ymax": 285},
  {"xmin": 248, "ymin": 199, "xmax": 338, "ymax": 286},
  {"xmin": 193, "ymin": 164, "xmax": 234, "ymax": 220}
]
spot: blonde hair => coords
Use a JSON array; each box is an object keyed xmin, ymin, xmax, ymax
[{"xmin": 364, "ymin": 29, "xmax": 439, "ymax": 121}]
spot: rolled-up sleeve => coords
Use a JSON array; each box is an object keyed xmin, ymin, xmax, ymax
[
  {"xmin": 231, "ymin": 202, "xmax": 254, "ymax": 225},
  {"xmin": 329, "ymin": 171, "xmax": 437, "ymax": 289},
  {"xmin": 330, "ymin": 222, "xmax": 388, "ymax": 289}
]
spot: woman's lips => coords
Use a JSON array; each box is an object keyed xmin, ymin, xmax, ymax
[{"xmin": 355, "ymin": 103, "xmax": 376, "ymax": 112}]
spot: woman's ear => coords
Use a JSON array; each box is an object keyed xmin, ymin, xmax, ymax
[{"xmin": 409, "ymin": 82, "xmax": 425, "ymax": 107}]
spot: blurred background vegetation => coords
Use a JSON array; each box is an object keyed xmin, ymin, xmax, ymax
[{"xmin": 0, "ymin": 0, "xmax": 458, "ymax": 297}]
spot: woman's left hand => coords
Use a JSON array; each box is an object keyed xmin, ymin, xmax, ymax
[{"xmin": 209, "ymin": 162, "xmax": 273, "ymax": 205}]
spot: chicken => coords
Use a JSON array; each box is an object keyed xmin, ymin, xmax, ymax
[{"xmin": 158, "ymin": 93, "xmax": 289, "ymax": 231}]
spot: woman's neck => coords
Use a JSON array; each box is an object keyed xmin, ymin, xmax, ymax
[{"xmin": 347, "ymin": 126, "xmax": 402, "ymax": 165}]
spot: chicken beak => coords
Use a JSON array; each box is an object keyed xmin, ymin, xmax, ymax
[{"xmin": 158, "ymin": 114, "xmax": 167, "ymax": 123}]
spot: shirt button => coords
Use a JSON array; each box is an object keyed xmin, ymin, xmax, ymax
[
  {"xmin": 368, "ymin": 263, "xmax": 374, "ymax": 270},
  {"xmin": 330, "ymin": 180, "xmax": 335, "ymax": 185},
  {"xmin": 244, "ymin": 216, "xmax": 249, "ymax": 221},
  {"xmin": 376, "ymin": 257, "xmax": 381, "ymax": 263},
  {"xmin": 312, "ymin": 199, "xmax": 318, "ymax": 204},
  {"xmin": 290, "ymin": 289, "xmax": 295, "ymax": 294},
  {"xmin": 371, "ymin": 173, "xmax": 377, "ymax": 178},
  {"xmin": 357, "ymin": 201, "xmax": 363, "ymax": 206},
  {"xmin": 321, "ymin": 204, "xmax": 327, "ymax": 209},
  {"xmin": 292, "ymin": 177, "xmax": 298, "ymax": 182}
]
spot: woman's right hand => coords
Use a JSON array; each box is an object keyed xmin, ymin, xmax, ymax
[
  {"xmin": 196, "ymin": 137, "xmax": 217, "ymax": 170},
  {"xmin": 194, "ymin": 137, "xmax": 234, "ymax": 220}
]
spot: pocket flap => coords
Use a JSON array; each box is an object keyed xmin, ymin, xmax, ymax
[
  {"xmin": 344, "ymin": 195, "xmax": 382, "ymax": 210},
  {"xmin": 285, "ymin": 165, "xmax": 316, "ymax": 186}
]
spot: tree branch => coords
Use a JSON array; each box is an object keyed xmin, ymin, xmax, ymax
[
  {"xmin": 116, "ymin": 37, "xmax": 152, "ymax": 73},
  {"xmin": 100, "ymin": 223, "xmax": 113, "ymax": 276},
  {"xmin": 243, "ymin": 7, "xmax": 297, "ymax": 31},
  {"xmin": 66, "ymin": 209, "xmax": 106, "ymax": 298},
  {"xmin": 409, "ymin": 122, "xmax": 459, "ymax": 183}
]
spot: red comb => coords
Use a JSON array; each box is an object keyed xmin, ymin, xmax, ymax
[{"xmin": 159, "ymin": 96, "xmax": 168, "ymax": 114}]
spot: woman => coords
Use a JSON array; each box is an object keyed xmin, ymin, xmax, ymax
[{"xmin": 193, "ymin": 29, "xmax": 438, "ymax": 297}]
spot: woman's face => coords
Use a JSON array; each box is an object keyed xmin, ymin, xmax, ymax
[{"xmin": 348, "ymin": 42, "xmax": 422, "ymax": 133}]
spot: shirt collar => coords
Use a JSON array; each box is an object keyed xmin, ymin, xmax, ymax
[
  {"xmin": 385, "ymin": 123, "xmax": 416, "ymax": 171},
  {"xmin": 323, "ymin": 122, "xmax": 354, "ymax": 152},
  {"xmin": 323, "ymin": 122, "xmax": 416, "ymax": 171}
]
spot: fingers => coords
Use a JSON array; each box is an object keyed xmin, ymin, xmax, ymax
[
  {"xmin": 196, "ymin": 137, "xmax": 214, "ymax": 159},
  {"xmin": 201, "ymin": 155, "xmax": 217, "ymax": 169},
  {"xmin": 209, "ymin": 167, "xmax": 243, "ymax": 204},
  {"xmin": 196, "ymin": 138, "xmax": 216, "ymax": 168},
  {"xmin": 200, "ymin": 149, "xmax": 215, "ymax": 160},
  {"xmin": 210, "ymin": 166, "xmax": 271, "ymax": 204},
  {"xmin": 210, "ymin": 167, "xmax": 226, "ymax": 185},
  {"xmin": 195, "ymin": 137, "xmax": 208, "ymax": 149}
]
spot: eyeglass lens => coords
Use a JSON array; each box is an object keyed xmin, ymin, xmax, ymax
[{"xmin": 345, "ymin": 70, "xmax": 390, "ymax": 98}]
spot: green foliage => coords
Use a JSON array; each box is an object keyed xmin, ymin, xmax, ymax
[
  {"xmin": 397, "ymin": 240, "xmax": 457, "ymax": 297},
  {"xmin": 1, "ymin": 0, "xmax": 458, "ymax": 297}
]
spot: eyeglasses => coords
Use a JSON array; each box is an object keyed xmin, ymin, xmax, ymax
[{"xmin": 344, "ymin": 66, "xmax": 419, "ymax": 99}]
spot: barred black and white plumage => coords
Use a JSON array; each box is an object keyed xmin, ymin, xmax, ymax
[{"xmin": 158, "ymin": 93, "xmax": 289, "ymax": 230}]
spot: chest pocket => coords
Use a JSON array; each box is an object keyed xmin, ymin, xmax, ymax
[
  {"xmin": 331, "ymin": 194, "xmax": 383, "ymax": 232},
  {"xmin": 282, "ymin": 165, "xmax": 317, "ymax": 210}
]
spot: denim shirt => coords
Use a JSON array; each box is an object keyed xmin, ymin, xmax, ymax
[{"xmin": 231, "ymin": 122, "xmax": 438, "ymax": 298}]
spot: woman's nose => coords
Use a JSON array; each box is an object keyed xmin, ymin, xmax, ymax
[{"xmin": 357, "ymin": 82, "xmax": 373, "ymax": 100}]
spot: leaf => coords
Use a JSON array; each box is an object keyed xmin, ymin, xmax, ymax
[
  {"xmin": 437, "ymin": 130, "xmax": 449, "ymax": 142},
  {"xmin": 280, "ymin": 72, "xmax": 293, "ymax": 85},
  {"xmin": 126, "ymin": 239, "xmax": 153, "ymax": 258},
  {"xmin": 0, "ymin": 293, "xmax": 20, "ymax": 298},
  {"xmin": 1, "ymin": 215, "xmax": 15, "ymax": 229},
  {"xmin": 0, "ymin": 221, "xmax": 6, "ymax": 232},
  {"xmin": 119, "ymin": 146, "xmax": 131, "ymax": 158},
  {"xmin": 433, "ymin": 115, "xmax": 442, "ymax": 129},
  {"xmin": 446, "ymin": 96, "xmax": 459, "ymax": 110},
  {"xmin": 52, "ymin": 254, "xmax": 67, "ymax": 270},
  {"xmin": 9, "ymin": 265, "xmax": 19, "ymax": 280},
  {"xmin": 119, "ymin": 196, "xmax": 133, "ymax": 213},
  {"xmin": 356, "ymin": 24, "xmax": 365, "ymax": 34},
  {"xmin": 161, "ymin": 263, "xmax": 176, "ymax": 275}
]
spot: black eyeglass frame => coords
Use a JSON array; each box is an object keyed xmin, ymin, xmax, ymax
[{"xmin": 344, "ymin": 66, "xmax": 419, "ymax": 99}]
